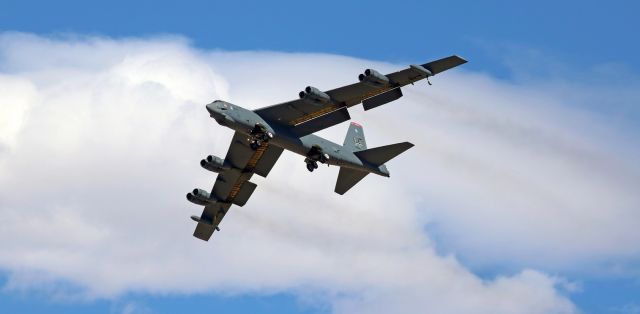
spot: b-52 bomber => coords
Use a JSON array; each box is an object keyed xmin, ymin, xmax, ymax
[{"xmin": 187, "ymin": 55, "xmax": 467, "ymax": 241}]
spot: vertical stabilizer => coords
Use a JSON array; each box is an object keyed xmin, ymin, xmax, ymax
[
  {"xmin": 343, "ymin": 122, "xmax": 367, "ymax": 152},
  {"xmin": 335, "ymin": 122, "xmax": 413, "ymax": 195},
  {"xmin": 336, "ymin": 122, "xmax": 369, "ymax": 194}
]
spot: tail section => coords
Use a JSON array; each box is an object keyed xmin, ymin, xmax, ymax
[
  {"xmin": 335, "ymin": 122, "xmax": 414, "ymax": 195},
  {"xmin": 335, "ymin": 168, "xmax": 369, "ymax": 195}
]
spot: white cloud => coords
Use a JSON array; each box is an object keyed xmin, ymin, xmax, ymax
[{"xmin": 1, "ymin": 32, "xmax": 638, "ymax": 313}]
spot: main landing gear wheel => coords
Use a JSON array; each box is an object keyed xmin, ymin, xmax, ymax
[
  {"xmin": 250, "ymin": 141, "xmax": 262, "ymax": 150},
  {"xmin": 306, "ymin": 160, "xmax": 319, "ymax": 172},
  {"xmin": 304, "ymin": 145, "xmax": 328, "ymax": 172}
]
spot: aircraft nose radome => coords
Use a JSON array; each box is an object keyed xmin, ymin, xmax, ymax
[{"xmin": 206, "ymin": 102, "xmax": 217, "ymax": 115}]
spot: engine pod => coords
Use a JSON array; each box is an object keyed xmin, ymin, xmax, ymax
[
  {"xmin": 358, "ymin": 68, "xmax": 390, "ymax": 87},
  {"xmin": 186, "ymin": 188, "xmax": 219, "ymax": 206},
  {"xmin": 299, "ymin": 86, "xmax": 332, "ymax": 106},
  {"xmin": 201, "ymin": 155, "xmax": 231, "ymax": 173}
]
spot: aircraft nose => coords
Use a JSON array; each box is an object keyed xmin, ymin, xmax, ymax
[
  {"xmin": 206, "ymin": 102, "xmax": 218, "ymax": 116},
  {"xmin": 206, "ymin": 102, "xmax": 232, "ymax": 125}
]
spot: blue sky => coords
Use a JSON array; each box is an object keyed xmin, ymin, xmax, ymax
[
  {"xmin": 0, "ymin": 1, "xmax": 639, "ymax": 313},
  {"xmin": 2, "ymin": 0, "xmax": 639, "ymax": 76}
]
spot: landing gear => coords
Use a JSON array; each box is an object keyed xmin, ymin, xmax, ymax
[
  {"xmin": 250, "ymin": 141, "xmax": 262, "ymax": 150},
  {"xmin": 305, "ymin": 159, "xmax": 318, "ymax": 172},
  {"xmin": 248, "ymin": 123, "xmax": 273, "ymax": 150},
  {"xmin": 305, "ymin": 145, "xmax": 328, "ymax": 172}
]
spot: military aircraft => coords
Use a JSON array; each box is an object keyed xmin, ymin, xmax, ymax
[{"xmin": 187, "ymin": 55, "xmax": 467, "ymax": 241}]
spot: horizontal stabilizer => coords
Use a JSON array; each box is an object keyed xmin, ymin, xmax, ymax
[
  {"xmin": 335, "ymin": 167, "xmax": 369, "ymax": 195},
  {"xmin": 290, "ymin": 107, "xmax": 350, "ymax": 137},
  {"xmin": 354, "ymin": 142, "xmax": 414, "ymax": 167}
]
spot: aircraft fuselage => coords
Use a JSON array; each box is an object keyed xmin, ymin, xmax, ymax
[{"xmin": 206, "ymin": 100, "xmax": 388, "ymax": 176}]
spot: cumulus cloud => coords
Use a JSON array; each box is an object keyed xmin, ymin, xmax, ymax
[{"xmin": 0, "ymin": 32, "xmax": 638, "ymax": 313}]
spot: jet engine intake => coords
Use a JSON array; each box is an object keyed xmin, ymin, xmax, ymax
[
  {"xmin": 358, "ymin": 69, "xmax": 390, "ymax": 87},
  {"xmin": 186, "ymin": 188, "xmax": 218, "ymax": 206},
  {"xmin": 200, "ymin": 155, "xmax": 230, "ymax": 173},
  {"xmin": 299, "ymin": 86, "xmax": 332, "ymax": 105}
]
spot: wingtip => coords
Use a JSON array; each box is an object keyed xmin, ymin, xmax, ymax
[
  {"xmin": 453, "ymin": 55, "xmax": 468, "ymax": 63},
  {"xmin": 351, "ymin": 121, "xmax": 362, "ymax": 127}
]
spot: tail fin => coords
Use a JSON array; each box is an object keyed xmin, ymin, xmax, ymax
[
  {"xmin": 343, "ymin": 122, "xmax": 367, "ymax": 151},
  {"xmin": 335, "ymin": 122, "xmax": 414, "ymax": 195}
]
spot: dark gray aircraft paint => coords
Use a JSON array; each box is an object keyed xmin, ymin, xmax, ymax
[{"xmin": 187, "ymin": 55, "xmax": 467, "ymax": 241}]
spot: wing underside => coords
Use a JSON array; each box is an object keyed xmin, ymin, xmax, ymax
[
  {"xmin": 253, "ymin": 55, "xmax": 467, "ymax": 127},
  {"xmin": 192, "ymin": 132, "xmax": 282, "ymax": 241}
]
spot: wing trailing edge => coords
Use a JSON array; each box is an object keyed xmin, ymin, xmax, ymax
[{"xmin": 290, "ymin": 107, "xmax": 351, "ymax": 137}]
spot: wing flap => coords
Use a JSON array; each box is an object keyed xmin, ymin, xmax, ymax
[
  {"xmin": 254, "ymin": 145, "xmax": 284, "ymax": 177},
  {"xmin": 362, "ymin": 88, "xmax": 403, "ymax": 111},
  {"xmin": 212, "ymin": 169, "xmax": 242, "ymax": 200},
  {"xmin": 325, "ymin": 83, "xmax": 384, "ymax": 107},
  {"xmin": 233, "ymin": 181, "xmax": 257, "ymax": 207},
  {"xmin": 254, "ymin": 100, "xmax": 341, "ymax": 126},
  {"xmin": 290, "ymin": 107, "xmax": 351, "ymax": 137}
]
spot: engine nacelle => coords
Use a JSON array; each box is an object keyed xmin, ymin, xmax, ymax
[
  {"xmin": 186, "ymin": 188, "xmax": 218, "ymax": 206},
  {"xmin": 358, "ymin": 68, "xmax": 390, "ymax": 87},
  {"xmin": 200, "ymin": 155, "xmax": 231, "ymax": 173},
  {"xmin": 299, "ymin": 86, "xmax": 332, "ymax": 105}
]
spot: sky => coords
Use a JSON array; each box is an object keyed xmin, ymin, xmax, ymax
[{"xmin": 0, "ymin": 1, "xmax": 639, "ymax": 313}]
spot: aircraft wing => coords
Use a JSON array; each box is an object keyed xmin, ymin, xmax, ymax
[
  {"xmin": 254, "ymin": 55, "xmax": 467, "ymax": 127},
  {"xmin": 192, "ymin": 131, "xmax": 284, "ymax": 241}
]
